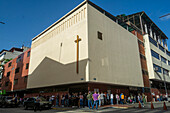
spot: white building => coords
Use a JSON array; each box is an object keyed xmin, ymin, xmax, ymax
[
  {"xmin": 27, "ymin": 0, "xmax": 147, "ymax": 98},
  {"xmin": 119, "ymin": 11, "xmax": 170, "ymax": 95}
]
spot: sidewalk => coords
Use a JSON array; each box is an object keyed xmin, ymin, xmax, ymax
[{"xmin": 51, "ymin": 102, "xmax": 170, "ymax": 111}]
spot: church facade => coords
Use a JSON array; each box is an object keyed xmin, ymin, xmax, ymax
[{"xmin": 26, "ymin": 0, "xmax": 151, "ymax": 102}]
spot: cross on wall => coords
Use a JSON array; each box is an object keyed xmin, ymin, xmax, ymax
[{"xmin": 74, "ymin": 35, "xmax": 81, "ymax": 74}]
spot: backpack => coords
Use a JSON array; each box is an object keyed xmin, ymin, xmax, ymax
[{"xmin": 121, "ymin": 94, "xmax": 124, "ymax": 99}]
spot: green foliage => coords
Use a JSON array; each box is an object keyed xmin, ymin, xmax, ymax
[{"xmin": 4, "ymin": 58, "xmax": 12, "ymax": 64}]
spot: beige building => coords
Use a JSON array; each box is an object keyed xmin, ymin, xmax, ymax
[{"xmin": 27, "ymin": 0, "xmax": 145, "ymax": 97}]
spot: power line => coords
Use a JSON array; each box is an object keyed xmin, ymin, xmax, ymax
[{"xmin": 159, "ymin": 13, "xmax": 170, "ymax": 18}]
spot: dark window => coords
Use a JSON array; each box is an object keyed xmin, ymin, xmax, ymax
[
  {"xmin": 163, "ymin": 68, "xmax": 169, "ymax": 76},
  {"xmin": 151, "ymin": 50, "xmax": 159, "ymax": 60},
  {"xmin": 168, "ymin": 61, "xmax": 170, "ymax": 66},
  {"xmin": 138, "ymin": 40, "xmax": 144, "ymax": 46},
  {"xmin": 7, "ymin": 71, "xmax": 10, "ymax": 77},
  {"xmin": 142, "ymin": 69, "xmax": 148, "ymax": 75},
  {"xmin": 5, "ymin": 81, "xmax": 9, "ymax": 87},
  {"xmin": 98, "ymin": 31, "xmax": 103, "ymax": 40},
  {"xmin": 166, "ymin": 50, "xmax": 170, "ymax": 57},
  {"xmin": 14, "ymin": 79, "xmax": 18, "ymax": 85},
  {"xmin": 27, "ymin": 51, "xmax": 30, "ymax": 57},
  {"xmin": 0, "ymin": 84, "xmax": 1, "ymax": 87},
  {"xmin": 16, "ymin": 56, "xmax": 21, "ymax": 63},
  {"xmin": 149, "ymin": 36, "xmax": 157, "ymax": 47},
  {"xmin": 26, "ymin": 63, "xmax": 29, "ymax": 69},
  {"xmin": 15, "ymin": 67, "xmax": 20, "ymax": 74},
  {"xmin": 24, "ymin": 76, "xmax": 28, "ymax": 83},
  {"xmin": 8, "ymin": 62, "xmax": 12, "ymax": 67},
  {"xmin": 140, "ymin": 54, "xmax": 146, "ymax": 60},
  {"xmin": 159, "ymin": 45, "xmax": 165, "ymax": 52},
  {"xmin": 153, "ymin": 64, "xmax": 161, "ymax": 73},
  {"xmin": 161, "ymin": 56, "xmax": 166, "ymax": 64}
]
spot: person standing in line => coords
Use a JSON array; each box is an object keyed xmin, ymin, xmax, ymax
[
  {"xmin": 120, "ymin": 93, "xmax": 124, "ymax": 104},
  {"xmin": 65, "ymin": 93, "xmax": 69, "ymax": 107},
  {"xmin": 61, "ymin": 95, "xmax": 65, "ymax": 107},
  {"xmin": 110, "ymin": 93, "xmax": 114, "ymax": 105},
  {"xmin": 116, "ymin": 94, "xmax": 119, "ymax": 104},
  {"xmin": 87, "ymin": 91, "xmax": 93, "ymax": 109},
  {"xmin": 98, "ymin": 92, "xmax": 101, "ymax": 107},
  {"xmin": 56, "ymin": 94, "xmax": 59, "ymax": 107},
  {"xmin": 92, "ymin": 91, "xmax": 99, "ymax": 110},
  {"xmin": 100, "ymin": 92, "xmax": 105, "ymax": 106},
  {"xmin": 120, "ymin": 93, "xmax": 122, "ymax": 104},
  {"xmin": 79, "ymin": 92, "xmax": 84, "ymax": 108},
  {"xmin": 83, "ymin": 92, "xmax": 87, "ymax": 107},
  {"xmin": 107, "ymin": 93, "xmax": 110, "ymax": 105}
]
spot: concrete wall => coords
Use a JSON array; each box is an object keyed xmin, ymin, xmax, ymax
[
  {"xmin": 87, "ymin": 4, "xmax": 144, "ymax": 87},
  {"xmin": 27, "ymin": 4, "xmax": 88, "ymax": 89}
]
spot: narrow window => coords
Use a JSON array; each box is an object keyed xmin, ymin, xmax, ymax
[
  {"xmin": 7, "ymin": 71, "xmax": 10, "ymax": 77},
  {"xmin": 16, "ymin": 56, "xmax": 21, "ymax": 63},
  {"xmin": 15, "ymin": 67, "xmax": 20, "ymax": 74},
  {"xmin": 26, "ymin": 63, "xmax": 29, "ymax": 69},
  {"xmin": 27, "ymin": 51, "xmax": 30, "ymax": 57},
  {"xmin": 98, "ymin": 31, "xmax": 103, "ymax": 40},
  {"xmin": 8, "ymin": 62, "xmax": 12, "ymax": 67}
]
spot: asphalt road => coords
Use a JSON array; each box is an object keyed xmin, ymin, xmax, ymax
[{"xmin": 0, "ymin": 107, "xmax": 170, "ymax": 113}]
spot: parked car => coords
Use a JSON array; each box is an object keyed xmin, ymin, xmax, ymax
[
  {"xmin": 24, "ymin": 97, "xmax": 52, "ymax": 110},
  {"xmin": 0, "ymin": 96, "xmax": 19, "ymax": 107}
]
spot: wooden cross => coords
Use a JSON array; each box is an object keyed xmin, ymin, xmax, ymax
[{"xmin": 74, "ymin": 35, "xmax": 81, "ymax": 74}]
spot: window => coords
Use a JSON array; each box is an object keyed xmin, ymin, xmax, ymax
[
  {"xmin": 16, "ymin": 56, "xmax": 21, "ymax": 63},
  {"xmin": 15, "ymin": 67, "xmax": 20, "ymax": 74},
  {"xmin": 7, "ymin": 71, "xmax": 10, "ymax": 77},
  {"xmin": 153, "ymin": 64, "xmax": 161, "ymax": 73},
  {"xmin": 5, "ymin": 81, "xmax": 9, "ymax": 87},
  {"xmin": 140, "ymin": 54, "xmax": 146, "ymax": 60},
  {"xmin": 24, "ymin": 76, "xmax": 28, "ymax": 83},
  {"xmin": 149, "ymin": 36, "xmax": 157, "ymax": 47},
  {"xmin": 27, "ymin": 51, "xmax": 30, "ymax": 57},
  {"xmin": 161, "ymin": 56, "xmax": 166, "ymax": 64},
  {"xmin": 159, "ymin": 45, "xmax": 165, "ymax": 52},
  {"xmin": 163, "ymin": 68, "xmax": 169, "ymax": 76},
  {"xmin": 14, "ymin": 79, "xmax": 18, "ymax": 85},
  {"xmin": 168, "ymin": 61, "xmax": 170, "ymax": 66},
  {"xmin": 26, "ymin": 63, "xmax": 29, "ymax": 69},
  {"xmin": 142, "ymin": 69, "xmax": 148, "ymax": 75},
  {"xmin": 0, "ymin": 84, "xmax": 1, "ymax": 87},
  {"xmin": 8, "ymin": 62, "xmax": 12, "ymax": 67},
  {"xmin": 151, "ymin": 50, "xmax": 159, "ymax": 60},
  {"xmin": 166, "ymin": 50, "xmax": 170, "ymax": 57},
  {"xmin": 98, "ymin": 31, "xmax": 103, "ymax": 40}
]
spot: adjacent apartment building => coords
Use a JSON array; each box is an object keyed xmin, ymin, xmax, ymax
[
  {"xmin": 1, "ymin": 48, "xmax": 31, "ymax": 97},
  {"xmin": 26, "ymin": 0, "xmax": 151, "ymax": 101},
  {"xmin": 118, "ymin": 12, "xmax": 170, "ymax": 96},
  {"xmin": 0, "ymin": 47, "xmax": 29, "ymax": 93}
]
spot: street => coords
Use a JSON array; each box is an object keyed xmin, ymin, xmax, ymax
[{"xmin": 1, "ymin": 107, "xmax": 170, "ymax": 113}]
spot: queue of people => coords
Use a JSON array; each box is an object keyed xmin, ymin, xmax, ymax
[{"xmin": 22, "ymin": 92, "xmax": 149, "ymax": 110}]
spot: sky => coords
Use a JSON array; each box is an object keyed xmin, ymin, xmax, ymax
[{"xmin": 0, "ymin": 0, "xmax": 170, "ymax": 50}]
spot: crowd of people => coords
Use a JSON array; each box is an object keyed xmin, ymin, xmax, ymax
[
  {"xmin": 14, "ymin": 91, "xmax": 168, "ymax": 110},
  {"xmin": 42, "ymin": 91, "xmax": 149, "ymax": 109}
]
